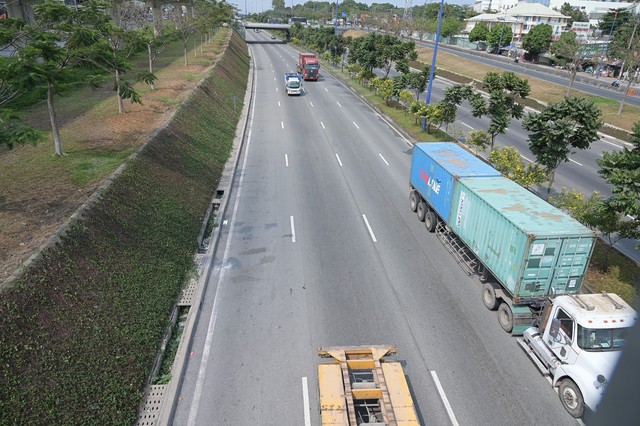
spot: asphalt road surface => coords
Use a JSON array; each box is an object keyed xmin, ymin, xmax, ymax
[{"xmin": 172, "ymin": 31, "xmax": 585, "ymax": 425}]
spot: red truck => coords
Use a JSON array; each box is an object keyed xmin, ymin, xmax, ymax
[{"xmin": 298, "ymin": 53, "xmax": 319, "ymax": 81}]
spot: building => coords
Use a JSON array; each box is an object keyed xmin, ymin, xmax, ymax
[
  {"xmin": 548, "ymin": 1, "xmax": 639, "ymax": 24},
  {"xmin": 467, "ymin": 3, "xmax": 569, "ymax": 43}
]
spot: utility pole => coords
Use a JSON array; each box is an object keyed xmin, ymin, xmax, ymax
[{"xmin": 424, "ymin": 0, "xmax": 444, "ymax": 129}]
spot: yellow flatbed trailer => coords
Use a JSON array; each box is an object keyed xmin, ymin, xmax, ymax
[{"xmin": 317, "ymin": 345, "xmax": 420, "ymax": 426}]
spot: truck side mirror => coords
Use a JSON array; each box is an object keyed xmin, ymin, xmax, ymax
[{"xmin": 549, "ymin": 318, "xmax": 560, "ymax": 339}]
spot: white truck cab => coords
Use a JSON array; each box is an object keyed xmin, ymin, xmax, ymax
[
  {"xmin": 519, "ymin": 293, "xmax": 637, "ymax": 418},
  {"xmin": 284, "ymin": 73, "xmax": 302, "ymax": 95}
]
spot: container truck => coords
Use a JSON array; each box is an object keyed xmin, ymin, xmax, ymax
[
  {"xmin": 409, "ymin": 142, "xmax": 637, "ymax": 417},
  {"xmin": 298, "ymin": 53, "xmax": 319, "ymax": 81},
  {"xmin": 284, "ymin": 73, "xmax": 302, "ymax": 95}
]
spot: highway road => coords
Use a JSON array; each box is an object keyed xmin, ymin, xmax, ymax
[
  {"xmin": 423, "ymin": 41, "xmax": 640, "ymax": 108},
  {"xmin": 172, "ymin": 31, "xmax": 584, "ymax": 425}
]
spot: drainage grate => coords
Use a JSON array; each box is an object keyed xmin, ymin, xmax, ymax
[
  {"xmin": 179, "ymin": 279, "xmax": 198, "ymax": 306},
  {"xmin": 136, "ymin": 384, "xmax": 166, "ymax": 426}
]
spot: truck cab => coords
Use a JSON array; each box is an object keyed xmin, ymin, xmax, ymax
[
  {"xmin": 520, "ymin": 293, "xmax": 636, "ymax": 418},
  {"xmin": 284, "ymin": 73, "xmax": 302, "ymax": 95}
]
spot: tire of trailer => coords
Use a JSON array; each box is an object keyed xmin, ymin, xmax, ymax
[
  {"xmin": 410, "ymin": 191, "xmax": 419, "ymax": 212},
  {"xmin": 558, "ymin": 379, "xmax": 584, "ymax": 418},
  {"xmin": 425, "ymin": 211, "xmax": 437, "ymax": 232},
  {"xmin": 498, "ymin": 303, "xmax": 513, "ymax": 333},
  {"xmin": 482, "ymin": 283, "xmax": 500, "ymax": 310},
  {"xmin": 417, "ymin": 201, "xmax": 427, "ymax": 222}
]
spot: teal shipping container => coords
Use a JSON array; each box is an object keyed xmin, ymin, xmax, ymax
[{"xmin": 449, "ymin": 177, "xmax": 596, "ymax": 302}]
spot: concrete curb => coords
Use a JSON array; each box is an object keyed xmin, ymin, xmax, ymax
[{"xmin": 154, "ymin": 35, "xmax": 255, "ymax": 426}]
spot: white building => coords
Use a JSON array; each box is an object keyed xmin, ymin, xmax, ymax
[
  {"xmin": 476, "ymin": 0, "xmax": 640, "ymax": 18},
  {"xmin": 468, "ymin": 3, "xmax": 570, "ymax": 42},
  {"xmin": 506, "ymin": 3, "xmax": 570, "ymax": 41}
]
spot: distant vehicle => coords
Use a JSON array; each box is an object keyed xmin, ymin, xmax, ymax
[
  {"xmin": 284, "ymin": 73, "xmax": 302, "ymax": 95},
  {"xmin": 298, "ymin": 53, "xmax": 319, "ymax": 81},
  {"xmin": 254, "ymin": 29, "xmax": 260, "ymax": 32},
  {"xmin": 270, "ymin": 35, "xmax": 276, "ymax": 40}
]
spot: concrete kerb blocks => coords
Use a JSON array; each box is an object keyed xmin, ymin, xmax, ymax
[{"xmin": 153, "ymin": 44, "xmax": 255, "ymax": 426}]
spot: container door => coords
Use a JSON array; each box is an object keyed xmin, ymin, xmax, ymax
[
  {"xmin": 549, "ymin": 236, "xmax": 594, "ymax": 295},
  {"xmin": 518, "ymin": 238, "xmax": 563, "ymax": 299}
]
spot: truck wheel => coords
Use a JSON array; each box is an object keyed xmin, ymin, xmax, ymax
[
  {"xmin": 409, "ymin": 191, "xmax": 419, "ymax": 212},
  {"xmin": 498, "ymin": 303, "xmax": 513, "ymax": 333},
  {"xmin": 482, "ymin": 283, "xmax": 499, "ymax": 310},
  {"xmin": 417, "ymin": 202, "xmax": 427, "ymax": 222},
  {"xmin": 559, "ymin": 379, "xmax": 584, "ymax": 418},
  {"xmin": 425, "ymin": 211, "xmax": 437, "ymax": 233}
]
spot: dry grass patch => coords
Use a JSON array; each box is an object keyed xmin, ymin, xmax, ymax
[{"xmin": 0, "ymin": 29, "xmax": 230, "ymax": 282}]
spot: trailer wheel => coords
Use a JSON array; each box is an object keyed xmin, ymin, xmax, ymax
[
  {"xmin": 482, "ymin": 283, "xmax": 500, "ymax": 310},
  {"xmin": 498, "ymin": 303, "xmax": 513, "ymax": 333},
  {"xmin": 425, "ymin": 211, "xmax": 437, "ymax": 233},
  {"xmin": 559, "ymin": 379, "xmax": 584, "ymax": 418},
  {"xmin": 417, "ymin": 202, "xmax": 427, "ymax": 222},
  {"xmin": 410, "ymin": 191, "xmax": 419, "ymax": 212}
]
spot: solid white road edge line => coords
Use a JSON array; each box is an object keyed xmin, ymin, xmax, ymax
[
  {"xmin": 569, "ymin": 158, "xmax": 583, "ymax": 166},
  {"xmin": 460, "ymin": 122, "xmax": 473, "ymax": 129},
  {"xmin": 362, "ymin": 214, "xmax": 377, "ymax": 242},
  {"xmin": 378, "ymin": 153, "xmax": 389, "ymax": 166},
  {"xmin": 302, "ymin": 377, "xmax": 311, "ymax": 426},
  {"xmin": 430, "ymin": 371, "xmax": 460, "ymax": 426},
  {"xmin": 600, "ymin": 139, "xmax": 623, "ymax": 149},
  {"xmin": 290, "ymin": 216, "xmax": 296, "ymax": 243},
  {"xmin": 520, "ymin": 154, "xmax": 533, "ymax": 163},
  {"xmin": 187, "ymin": 67, "xmax": 258, "ymax": 426},
  {"xmin": 285, "ymin": 154, "xmax": 289, "ymax": 167},
  {"xmin": 336, "ymin": 153, "xmax": 343, "ymax": 167}
]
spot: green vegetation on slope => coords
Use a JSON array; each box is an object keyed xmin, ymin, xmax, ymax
[{"xmin": 0, "ymin": 30, "xmax": 249, "ymax": 425}]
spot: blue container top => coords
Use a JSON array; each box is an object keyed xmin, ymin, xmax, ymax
[
  {"xmin": 459, "ymin": 176, "xmax": 595, "ymax": 236},
  {"xmin": 415, "ymin": 143, "xmax": 500, "ymax": 178}
]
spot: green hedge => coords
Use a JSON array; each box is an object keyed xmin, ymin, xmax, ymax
[{"xmin": 0, "ymin": 31, "xmax": 249, "ymax": 425}]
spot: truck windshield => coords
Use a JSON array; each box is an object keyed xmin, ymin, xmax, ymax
[
  {"xmin": 577, "ymin": 326, "xmax": 629, "ymax": 351},
  {"xmin": 306, "ymin": 64, "xmax": 319, "ymax": 70}
]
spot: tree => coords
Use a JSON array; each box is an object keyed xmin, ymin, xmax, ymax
[
  {"xmin": 597, "ymin": 121, "xmax": 640, "ymax": 249},
  {"xmin": 423, "ymin": 103, "xmax": 443, "ymax": 133},
  {"xmin": 523, "ymin": 96, "xmax": 603, "ymax": 199},
  {"xmin": 173, "ymin": 6, "xmax": 200, "ymax": 66},
  {"xmin": 598, "ymin": 9, "xmax": 632, "ymax": 34},
  {"xmin": 608, "ymin": 17, "xmax": 640, "ymax": 114},
  {"xmin": 377, "ymin": 78, "xmax": 394, "ymax": 105},
  {"xmin": 402, "ymin": 65, "xmax": 431, "ymax": 101},
  {"xmin": 470, "ymin": 72, "xmax": 531, "ymax": 151},
  {"xmin": 469, "ymin": 22, "xmax": 489, "ymax": 42},
  {"xmin": 440, "ymin": 83, "xmax": 481, "ymax": 133},
  {"xmin": 440, "ymin": 16, "xmax": 463, "ymax": 38},
  {"xmin": 489, "ymin": 146, "xmax": 547, "ymax": 189},
  {"xmin": 523, "ymin": 23, "xmax": 552, "ymax": 58},
  {"xmin": 466, "ymin": 130, "xmax": 490, "ymax": 155},
  {"xmin": 550, "ymin": 30, "xmax": 582, "ymax": 95},
  {"xmin": 399, "ymin": 89, "xmax": 414, "ymax": 111},
  {"xmin": 379, "ymin": 35, "xmax": 416, "ymax": 78},
  {"xmin": 1, "ymin": 0, "xmax": 100, "ymax": 155},
  {"xmin": 486, "ymin": 23, "xmax": 512, "ymax": 51},
  {"xmin": 557, "ymin": 2, "xmax": 589, "ymax": 27}
]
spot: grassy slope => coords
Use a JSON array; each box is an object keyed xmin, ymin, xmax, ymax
[{"xmin": 0, "ymin": 31, "xmax": 249, "ymax": 425}]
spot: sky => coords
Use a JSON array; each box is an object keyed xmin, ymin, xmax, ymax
[{"xmin": 239, "ymin": 0, "xmax": 475, "ymax": 15}]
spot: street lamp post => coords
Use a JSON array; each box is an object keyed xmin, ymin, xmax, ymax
[{"xmin": 423, "ymin": 0, "xmax": 444, "ymax": 130}]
